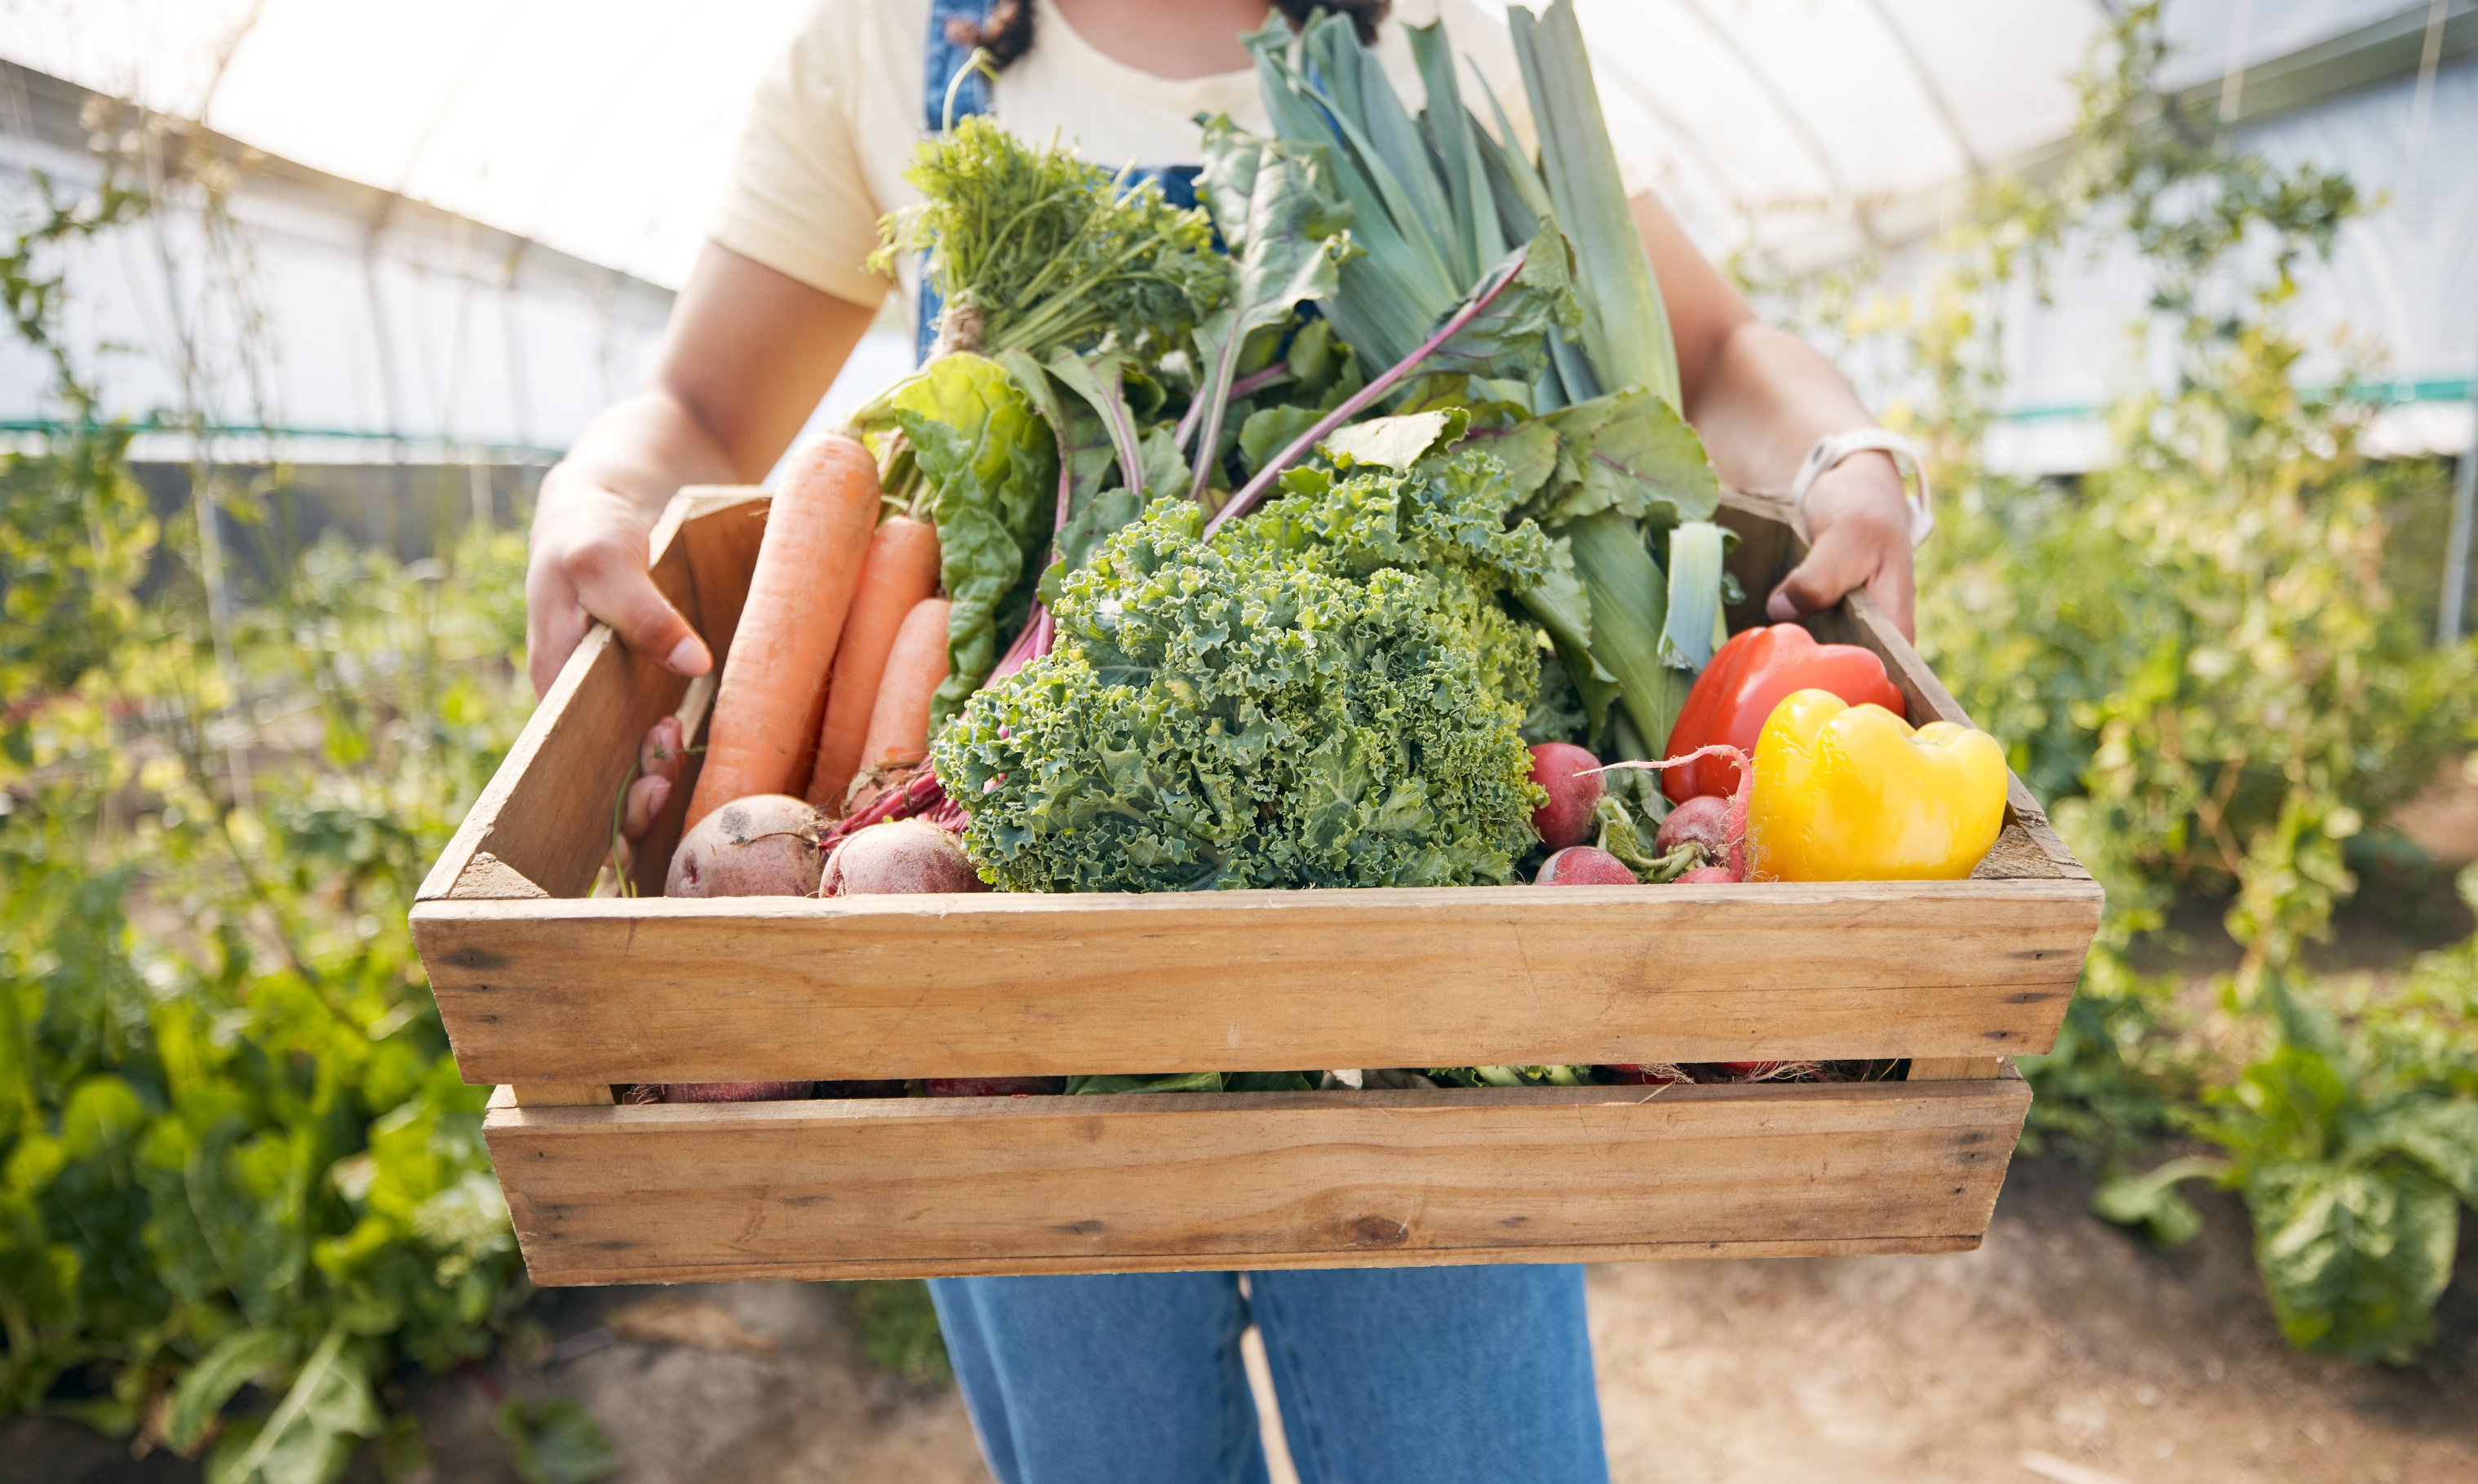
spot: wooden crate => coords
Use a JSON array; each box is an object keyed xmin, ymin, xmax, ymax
[{"xmin": 411, "ymin": 486, "xmax": 2101, "ymax": 1287}]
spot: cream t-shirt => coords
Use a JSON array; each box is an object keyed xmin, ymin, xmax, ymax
[{"xmin": 711, "ymin": 0, "xmax": 1540, "ymax": 317}]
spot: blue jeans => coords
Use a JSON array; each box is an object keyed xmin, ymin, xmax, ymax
[{"xmin": 928, "ymin": 1265, "xmax": 1608, "ymax": 1483}]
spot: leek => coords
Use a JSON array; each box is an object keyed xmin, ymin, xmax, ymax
[
  {"xmin": 1658, "ymin": 521, "xmax": 1727, "ymax": 671},
  {"xmin": 1509, "ymin": 0, "xmax": 1680, "ymax": 410},
  {"xmin": 1565, "ymin": 510, "xmax": 1685, "ymax": 750}
]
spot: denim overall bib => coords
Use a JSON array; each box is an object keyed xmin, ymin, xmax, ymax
[
  {"xmin": 912, "ymin": 10, "xmax": 1608, "ymax": 1481},
  {"xmin": 914, "ymin": 0, "xmax": 1204, "ymax": 362}
]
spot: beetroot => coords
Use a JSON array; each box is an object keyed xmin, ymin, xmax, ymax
[
  {"xmin": 1674, "ymin": 865, "xmax": 1737, "ymax": 884},
  {"xmin": 1536, "ymin": 846, "xmax": 1638, "ymax": 885},
  {"xmin": 924, "ymin": 1076, "xmax": 1065, "ymax": 1096},
  {"xmin": 650, "ymin": 1081, "xmax": 815, "ymax": 1103},
  {"xmin": 1527, "ymin": 742, "xmax": 1604, "ymax": 851},
  {"xmin": 822, "ymin": 817, "xmax": 986, "ymax": 896},
  {"xmin": 667, "ymin": 794, "xmax": 826, "ymax": 897}
]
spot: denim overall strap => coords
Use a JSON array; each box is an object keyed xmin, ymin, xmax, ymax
[{"xmin": 914, "ymin": 2, "xmax": 1208, "ymax": 361}]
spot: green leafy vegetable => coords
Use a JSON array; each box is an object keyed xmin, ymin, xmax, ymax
[
  {"xmin": 2093, "ymin": 975, "xmax": 2478, "ymax": 1362},
  {"xmin": 1187, "ymin": 116, "xmax": 1354, "ymax": 496},
  {"xmin": 875, "ymin": 114, "xmax": 1229, "ymax": 359},
  {"xmin": 1525, "ymin": 390, "xmax": 1722, "ymax": 529},
  {"xmin": 937, "ymin": 450, "xmax": 1548, "ymax": 893},
  {"xmin": 1659, "ymin": 521, "xmax": 1728, "ymax": 671},
  {"xmin": 1318, "ymin": 409, "xmax": 1463, "ymax": 469},
  {"xmin": 1046, "ymin": 350, "xmax": 1161, "ymax": 498},
  {"xmin": 1508, "ymin": 0, "xmax": 1680, "ymax": 408}
]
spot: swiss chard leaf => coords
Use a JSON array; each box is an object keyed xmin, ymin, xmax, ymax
[
  {"xmin": 995, "ymin": 349, "xmax": 1114, "ymax": 539},
  {"xmin": 2369, "ymin": 1098, "xmax": 2478, "ymax": 1207},
  {"xmin": 1319, "ymin": 409, "xmax": 1465, "ymax": 471},
  {"xmin": 1529, "ymin": 389, "xmax": 1722, "ymax": 529},
  {"xmin": 1042, "ymin": 351, "xmax": 1146, "ymax": 501},
  {"xmin": 1189, "ymin": 117, "xmax": 1353, "ymax": 498},
  {"xmin": 1239, "ymin": 405, "xmax": 1323, "ymax": 480},
  {"xmin": 1416, "ymin": 226, "xmax": 1576, "ymax": 388},
  {"xmin": 2090, "ymin": 1154, "xmax": 2228, "ymax": 1247}
]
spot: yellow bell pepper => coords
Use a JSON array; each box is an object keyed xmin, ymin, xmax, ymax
[{"xmin": 1745, "ymin": 689, "xmax": 2008, "ymax": 882}]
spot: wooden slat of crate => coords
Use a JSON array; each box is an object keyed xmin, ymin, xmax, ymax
[
  {"xmin": 486, "ymin": 1076, "xmax": 2030, "ymax": 1286},
  {"xmin": 419, "ymin": 488, "xmax": 765, "ymax": 904},
  {"xmin": 414, "ymin": 875, "xmax": 2094, "ymax": 1084}
]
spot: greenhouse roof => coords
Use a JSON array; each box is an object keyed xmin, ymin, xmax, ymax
[{"xmin": 6, "ymin": 0, "xmax": 2466, "ymax": 288}]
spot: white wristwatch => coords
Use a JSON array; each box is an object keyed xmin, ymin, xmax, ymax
[{"xmin": 1786, "ymin": 428, "xmax": 1933, "ymax": 547}]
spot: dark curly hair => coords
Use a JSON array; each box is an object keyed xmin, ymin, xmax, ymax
[{"xmin": 949, "ymin": 1, "xmax": 1391, "ymax": 69}]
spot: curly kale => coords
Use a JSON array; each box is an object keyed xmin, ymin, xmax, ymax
[{"xmin": 936, "ymin": 450, "xmax": 1549, "ymax": 893}]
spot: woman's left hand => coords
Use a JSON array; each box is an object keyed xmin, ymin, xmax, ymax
[{"xmin": 1763, "ymin": 452, "xmax": 1917, "ymax": 640}]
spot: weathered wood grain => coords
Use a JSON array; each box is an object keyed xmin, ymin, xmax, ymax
[
  {"xmin": 674, "ymin": 487, "xmax": 769, "ymax": 658},
  {"xmin": 413, "ymin": 877, "xmax": 2096, "ymax": 1083},
  {"xmin": 487, "ymin": 1079, "xmax": 2030, "ymax": 1286},
  {"xmin": 1717, "ymin": 488, "xmax": 1800, "ymax": 631},
  {"xmin": 511, "ymin": 1082, "xmax": 615, "ymax": 1107},
  {"xmin": 1906, "ymin": 1057, "xmax": 2007, "ymax": 1082}
]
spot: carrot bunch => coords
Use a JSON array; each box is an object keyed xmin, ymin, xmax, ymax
[{"xmin": 680, "ymin": 435, "xmax": 954, "ymax": 831}]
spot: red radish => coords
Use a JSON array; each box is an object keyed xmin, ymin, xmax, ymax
[
  {"xmin": 924, "ymin": 1076, "xmax": 1065, "ymax": 1096},
  {"xmin": 1602, "ymin": 742, "xmax": 1754, "ymax": 882},
  {"xmin": 651, "ymin": 1081, "xmax": 814, "ymax": 1102},
  {"xmin": 1527, "ymin": 742, "xmax": 1603, "ymax": 850},
  {"xmin": 667, "ymin": 794, "xmax": 826, "ymax": 897},
  {"xmin": 1535, "ymin": 846, "xmax": 1637, "ymax": 885},
  {"xmin": 821, "ymin": 817, "xmax": 986, "ymax": 896},
  {"xmin": 1675, "ymin": 866, "xmax": 1737, "ymax": 884},
  {"xmin": 1655, "ymin": 795, "xmax": 1735, "ymax": 870}
]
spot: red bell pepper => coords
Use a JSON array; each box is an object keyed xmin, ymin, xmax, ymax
[{"xmin": 1660, "ymin": 623, "xmax": 1906, "ymax": 801}]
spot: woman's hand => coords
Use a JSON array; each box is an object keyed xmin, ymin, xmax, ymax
[
  {"xmin": 1762, "ymin": 452, "xmax": 1917, "ymax": 640},
  {"xmin": 524, "ymin": 468, "xmax": 713, "ymax": 697}
]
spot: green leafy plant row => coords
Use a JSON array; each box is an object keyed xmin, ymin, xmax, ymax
[
  {"xmin": 0, "ymin": 148, "xmax": 595, "ymax": 1477},
  {"xmin": 1767, "ymin": 2, "xmax": 2478, "ymax": 1362}
]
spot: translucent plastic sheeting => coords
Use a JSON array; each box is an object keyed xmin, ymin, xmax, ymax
[{"xmin": 4, "ymin": 0, "xmax": 2426, "ymax": 290}]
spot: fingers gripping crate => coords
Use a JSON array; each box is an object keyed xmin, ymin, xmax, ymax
[{"xmin": 410, "ymin": 487, "xmax": 2102, "ymax": 1287}]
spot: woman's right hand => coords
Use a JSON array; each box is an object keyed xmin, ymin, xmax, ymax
[{"xmin": 524, "ymin": 468, "xmax": 713, "ymax": 697}]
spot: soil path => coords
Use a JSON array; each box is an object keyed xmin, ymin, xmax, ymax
[{"xmin": 9, "ymin": 1158, "xmax": 2471, "ymax": 1483}]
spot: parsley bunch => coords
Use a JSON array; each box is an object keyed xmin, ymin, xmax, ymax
[{"xmin": 874, "ymin": 115, "xmax": 1230, "ymax": 360}]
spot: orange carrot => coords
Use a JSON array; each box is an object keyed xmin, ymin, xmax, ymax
[
  {"xmin": 683, "ymin": 435, "xmax": 880, "ymax": 831},
  {"xmin": 852, "ymin": 597, "xmax": 953, "ymax": 791},
  {"xmin": 804, "ymin": 516, "xmax": 942, "ymax": 812}
]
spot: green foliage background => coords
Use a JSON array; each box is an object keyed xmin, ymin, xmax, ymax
[
  {"xmin": 1, "ymin": 159, "xmax": 547, "ymax": 1476},
  {"xmin": 1774, "ymin": 2, "xmax": 2478, "ymax": 1362}
]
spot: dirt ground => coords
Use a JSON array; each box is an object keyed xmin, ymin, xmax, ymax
[{"xmin": 14, "ymin": 1157, "xmax": 2471, "ymax": 1484}]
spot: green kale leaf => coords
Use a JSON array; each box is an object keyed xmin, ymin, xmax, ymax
[{"xmin": 935, "ymin": 459, "xmax": 1547, "ymax": 893}]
